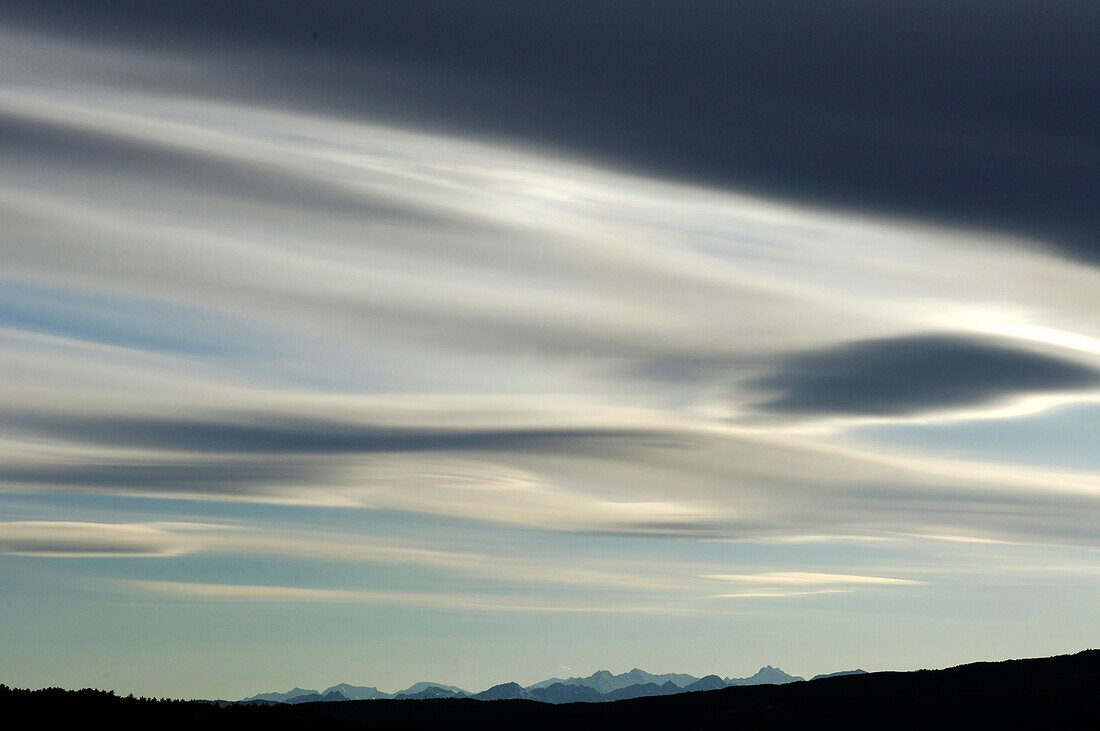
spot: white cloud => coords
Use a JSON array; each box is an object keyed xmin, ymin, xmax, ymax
[
  {"xmin": 122, "ymin": 580, "xmax": 696, "ymax": 614},
  {"xmin": 702, "ymin": 572, "xmax": 922, "ymax": 586}
]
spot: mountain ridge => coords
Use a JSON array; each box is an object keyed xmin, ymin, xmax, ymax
[{"xmin": 238, "ymin": 663, "xmax": 824, "ymax": 705}]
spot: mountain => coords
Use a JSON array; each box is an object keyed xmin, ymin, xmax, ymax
[
  {"xmin": 239, "ymin": 687, "xmax": 319, "ymax": 703},
  {"xmin": 238, "ymin": 664, "xmax": 807, "ymax": 705},
  {"xmin": 581, "ymin": 668, "xmax": 801, "ymax": 700},
  {"xmin": 285, "ymin": 690, "xmax": 348, "ymax": 704},
  {"xmin": 473, "ymin": 683, "xmax": 531, "ymax": 701},
  {"xmin": 527, "ymin": 683, "xmax": 604, "ymax": 704},
  {"xmin": 725, "ymin": 665, "xmax": 804, "ymax": 685},
  {"xmin": 526, "ymin": 668, "xmax": 698, "ymax": 693},
  {"xmin": 397, "ymin": 682, "xmax": 469, "ymax": 696},
  {"xmin": 682, "ymin": 675, "xmax": 729, "ymax": 692},
  {"xmin": 604, "ymin": 668, "xmax": 699, "ymax": 690},
  {"xmin": 322, "ymin": 683, "xmax": 391, "ymax": 700},
  {"xmin": 602, "ymin": 681, "xmax": 682, "ymax": 701},
  {"xmin": 395, "ymin": 686, "xmax": 470, "ymax": 700},
  {"xmin": 810, "ymin": 669, "xmax": 866, "ymax": 681}
]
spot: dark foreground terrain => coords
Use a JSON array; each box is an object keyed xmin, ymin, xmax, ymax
[{"xmin": 4, "ymin": 650, "xmax": 1097, "ymax": 729}]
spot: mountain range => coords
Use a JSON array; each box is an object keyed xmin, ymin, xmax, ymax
[
  {"xmin": 239, "ymin": 665, "xmax": 847, "ymax": 705},
  {"xmin": 9, "ymin": 650, "xmax": 1097, "ymax": 729}
]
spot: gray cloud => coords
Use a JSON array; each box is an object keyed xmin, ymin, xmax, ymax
[
  {"xmin": 3, "ymin": 399, "xmax": 1100, "ymax": 544},
  {"xmin": 8, "ymin": 412, "xmax": 664, "ymax": 455},
  {"xmin": 4, "ymin": 2, "xmax": 1098, "ymax": 261},
  {"xmin": 0, "ymin": 458, "xmax": 317, "ymax": 493},
  {"xmin": 749, "ymin": 335, "xmax": 1100, "ymax": 417},
  {"xmin": 0, "ymin": 521, "xmax": 190, "ymax": 557}
]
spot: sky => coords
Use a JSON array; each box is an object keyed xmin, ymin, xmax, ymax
[{"xmin": 1, "ymin": 1, "xmax": 1099, "ymax": 699}]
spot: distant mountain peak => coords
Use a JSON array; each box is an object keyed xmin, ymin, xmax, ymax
[
  {"xmin": 726, "ymin": 666, "xmax": 805, "ymax": 686},
  {"xmin": 321, "ymin": 683, "xmax": 389, "ymax": 700},
  {"xmin": 473, "ymin": 682, "xmax": 531, "ymax": 701},
  {"xmin": 393, "ymin": 682, "xmax": 473, "ymax": 701},
  {"xmin": 239, "ymin": 687, "xmax": 320, "ymax": 703},
  {"xmin": 398, "ymin": 682, "xmax": 469, "ymax": 696}
]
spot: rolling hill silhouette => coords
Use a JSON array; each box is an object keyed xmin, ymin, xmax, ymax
[{"xmin": 2, "ymin": 650, "xmax": 1096, "ymax": 729}]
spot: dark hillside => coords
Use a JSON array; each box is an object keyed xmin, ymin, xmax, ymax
[{"xmin": 3, "ymin": 650, "xmax": 1097, "ymax": 730}]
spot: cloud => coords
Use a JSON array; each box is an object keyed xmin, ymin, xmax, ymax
[
  {"xmin": 122, "ymin": 580, "xmax": 694, "ymax": 614},
  {"xmin": 8, "ymin": 412, "xmax": 662, "ymax": 455},
  {"xmin": 0, "ymin": 35, "xmax": 1099, "ymax": 554},
  {"xmin": 0, "ymin": 521, "xmax": 196, "ymax": 557},
  {"xmin": 2, "ymin": 5, "xmax": 1099, "ymax": 692},
  {"xmin": 3, "ymin": 3, "xmax": 1098, "ymax": 261},
  {"xmin": 0, "ymin": 520, "xmax": 695, "ymax": 591},
  {"xmin": 706, "ymin": 590, "xmax": 851, "ymax": 599},
  {"xmin": 702, "ymin": 572, "xmax": 922, "ymax": 586},
  {"xmin": 701, "ymin": 571, "xmax": 922, "ymax": 599},
  {"xmin": 749, "ymin": 335, "xmax": 1100, "ymax": 417},
  {"xmin": 0, "ymin": 458, "xmax": 321, "ymax": 492},
  {"xmin": 5, "ymin": 405, "xmax": 1100, "ymax": 547}
]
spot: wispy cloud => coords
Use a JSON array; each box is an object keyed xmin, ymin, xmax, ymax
[
  {"xmin": 0, "ymin": 521, "xmax": 693, "ymax": 591},
  {"xmin": 0, "ymin": 521, "xmax": 199, "ymax": 557},
  {"xmin": 703, "ymin": 572, "xmax": 922, "ymax": 586},
  {"xmin": 700, "ymin": 571, "xmax": 923, "ymax": 599},
  {"xmin": 706, "ymin": 589, "xmax": 852, "ymax": 599},
  {"xmin": 122, "ymin": 580, "xmax": 695, "ymax": 615}
]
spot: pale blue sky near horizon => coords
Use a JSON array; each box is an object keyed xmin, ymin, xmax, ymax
[{"xmin": 1, "ymin": 2, "xmax": 1099, "ymax": 699}]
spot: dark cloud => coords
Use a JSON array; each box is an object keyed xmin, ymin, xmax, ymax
[
  {"xmin": 0, "ymin": 536, "xmax": 166, "ymax": 556},
  {"xmin": 0, "ymin": 459, "xmax": 317, "ymax": 492},
  {"xmin": 8, "ymin": 412, "xmax": 666, "ymax": 455},
  {"xmin": 4, "ymin": 2, "xmax": 1099, "ymax": 260},
  {"xmin": 750, "ymin": 335, "xmax": 1100, "ymax": 416}
]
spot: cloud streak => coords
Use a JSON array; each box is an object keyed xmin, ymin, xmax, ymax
[
  {"xmin": 703, "ymin": 572, "xmax": 922, "ymax": 586},
  {"xmin": 0, "ymin": 520, "xmax": 698, "ymax": 591},
  {"xmin": 122, "ymin": 580, "xmax": 696, "ymax": 615},
  {"xmin": 0, "ymin": 521, "xmax": 197, "ymax": 557}
]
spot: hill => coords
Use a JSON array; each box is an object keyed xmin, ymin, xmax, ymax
[{"xmin": 2, "ymin": 650, "xmax": 1096, "ymax": 729}]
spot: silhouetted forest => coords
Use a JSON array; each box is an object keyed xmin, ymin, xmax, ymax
[{"xmin": 3, "ymin": 650, "xmax": 1097, "ymax": 729}]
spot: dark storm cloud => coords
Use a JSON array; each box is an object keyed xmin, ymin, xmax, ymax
[
  {"xmin": 8, "ymin": 412, "xmax": 666, "ymax": 455},
  {"xmin": 4, "ymin": 2, "xmax": 1099, "ymax": 260},
  {"xmin": 750, "ymin": 335, "xmax": 1100, "ymax": 416}
]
